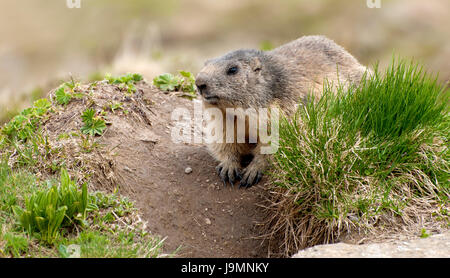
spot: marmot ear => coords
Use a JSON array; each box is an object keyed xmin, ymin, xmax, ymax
[{"xmin": 250, "ymin": 57, "xmax": 262, "ymax": 72}]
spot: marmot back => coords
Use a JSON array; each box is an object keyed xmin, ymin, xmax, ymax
[
  {"xmin": 268, "ymin": 35, "xmax": 367, "ymax": 109},
  {"xmin": 195, "ymin": 35, "xmax": 368, "ymax": 188}
]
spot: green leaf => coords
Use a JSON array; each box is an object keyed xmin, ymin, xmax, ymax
[
  {"xmin": 104, "ymin": 73, "xmax": 142, "ymax": 94},
  {"xmin": 81, "ymin": 108, "xmax": 95, "ymax": 124},
  {"xmin": 420, "ymin": 228, "xmax": 430, "ymax": 238},
  {"xmin": 153, "ymin": 71, "xmax": 197, "ymax": 100},
  {"xmin": 132, "ymin": 73, "xmax": 143, "ymax": 82},
  {"xmin": 13, "ymin": 168, "xmax": 91, "ymax": 244},
  {"xmin": 152, "ymin": 73, "xmax": 182, "ymax": 92},
  {"xmin": 81, "ymin": 183, "xmax": 88, "ymax": 217},
  {"xmin": 12, "ymin": 205, "xmax": 24, "ymax": 218},
  {"xmin": 91, "ymin": 119, "xmax": 107, "ymax": 136},
  {"xmin": 33, "ymin": 98, "xmax": 52, "ymax": 116},
  {"xmin": 60, "ymin": 168, "xmax": 70, "ymax": 188},
  {"xmin": 55, "ymin": 86, "xmax": 72, "ymax": 105},
  {"xmin": 81, "ymin": 117, "xmax": 106, "ymax": 136},
  {"xmin": 179, "ymin": 71, "xmax": 194, "ymax": 79}
]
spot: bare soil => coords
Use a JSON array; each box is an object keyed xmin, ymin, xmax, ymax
[
  {"xmin": 112, "ymin": 87, "xmax": 269, "ymax": 257},
  {"xmin": 42, "ymin": 81, "xmax": 268, "ymax": 257}
]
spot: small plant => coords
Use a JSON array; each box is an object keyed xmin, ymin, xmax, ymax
[
  {"xmin": 79, "ymin": 135, "xmax": 99, "ymax": 153},
  {"xmin": 0, "ymin": 98, "xmax": 54, "ymax": 166},
  {"xmin": 32, "ymin": 99, "xmax": 52, "ymax": 117},
  {"xmin": 105, "ymin": 73, "xmax": 143, "ymax": 94},
  {"xmin": 53, "ymin": 79, "xmax": 83, "ymax": 106},
  {"xmin": 153, "ymin": 71, "xmax": 197, "ymax": 99},
  {"xmin": 420, "ymin": 228, "xmax": 430, "ymax": 238},
  {"xmin": 54, "ymin": 86, "xmax": 72, "ymax": 105},
  {"xmin": 109, "ymin": 102, "xmax": 124, "ymax": 113},
  {"xmin": 80, "ymin": 108, "xmax": 106, "ymax": 136},
  {"xmin": 179, "ymin": 71, "xmax": 197, "ymax": 99},
  {"xmin": 57, "ymin": 133, "xmax": 70, "ymax": 141},
  {"xmin": 1, "ymin": 232, "xmax": 29, "ymax": 256},
  {"xmin": 152, "ymin": 73, "xmax": 183, "ymax": 91},
  {"xmin": 12, "ymin": 169, "xmax": 88, "ymax": 245},
  {"xmin": 1, "ymin": 98, "xmax": 51, "ymax": 142}
]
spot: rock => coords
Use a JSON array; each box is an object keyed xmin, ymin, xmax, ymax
[
  {"xmin": 205, "ymin": 218, "xmax": 212, "ymax": 225},
  {"xmin": 292, "ymin": 232, "xmax": 450, "ymax": 258},
  {"xmin": 137, "ymin": 129, "xmax": 159, "ymax": 143},
  {"xmin": 184, "ymin": 167, "xmax": 192, "ymax": 174},
  {"xmin": 123, "ymin": 166, "xmax": 133, "ymax": 173}
]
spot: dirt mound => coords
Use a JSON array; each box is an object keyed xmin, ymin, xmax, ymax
[{"xmin": 40, "ymin": 80, "xmax": 268, "ymax": 257}]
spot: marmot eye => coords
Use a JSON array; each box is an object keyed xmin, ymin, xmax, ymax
[{"xmin": 227, "ymin": 66, "xmax": 238, "ymax": 75}]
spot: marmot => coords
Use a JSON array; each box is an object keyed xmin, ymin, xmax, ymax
[{"xmin": 195, "ymin": 35, "xmax": 368, "ymax": 188}]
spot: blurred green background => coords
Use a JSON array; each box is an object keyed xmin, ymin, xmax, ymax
[{"xmin": 0, "ymin": 0, "xmax": 449, "ymax": 121}]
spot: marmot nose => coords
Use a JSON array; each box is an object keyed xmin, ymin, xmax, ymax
[{"xmin": 195, "ymin": 81, "xmax": 208, "ymax": 96}]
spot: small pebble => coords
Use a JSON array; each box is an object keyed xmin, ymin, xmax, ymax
[
  {"xmin": 123, "ymin": 166, "xmax": 132, "ymax": 173},
  {"xmin": 205, "ymin": 218, "xmax": 212, "ymax": 225},
  {"xmin": 185, "ymin": 167, "xmax": 193, "ymax": 174}
]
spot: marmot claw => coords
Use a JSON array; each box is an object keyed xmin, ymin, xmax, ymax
[
  {"xmin": 216, "ymin": 163, "xmax": 241, "ymax": 187},
  {"xmin": 239, "ymin": 169, "xmax": 263, "ymax": 188}
]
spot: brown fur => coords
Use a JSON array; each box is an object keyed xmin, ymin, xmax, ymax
[{"xmin": 196, "ymin": 35, "xmax": 368, "ymax": 187}]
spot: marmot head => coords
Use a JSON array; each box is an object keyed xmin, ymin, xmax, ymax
[{"xmin": 196, "ymin": 49, "xmax": 273, "ymax": 108}]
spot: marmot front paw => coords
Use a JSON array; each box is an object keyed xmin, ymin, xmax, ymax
[
  {"xmin": 239, "ymin": 165, "xmax": 263, "ymax": 188},
  {"xmin": 216, "ymin": 161, "xmax": 242, "ymax": 187}
]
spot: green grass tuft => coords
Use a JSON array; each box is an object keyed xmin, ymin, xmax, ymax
[
  {"xmin": 12, "ymin": 169, "xmax": 88, "ymax": 245},
  {"xmin": 265, "ymin": 59, "xmax": 449, "ymax": 256},
  {"xmin": 105, "ymin": 73, "xmax": 143, "ymax": 94}
]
